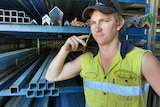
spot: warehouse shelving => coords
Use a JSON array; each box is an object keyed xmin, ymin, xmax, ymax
[{"xmin": 0, "ymin": 0, "xmax": 159, "ymax": 107}]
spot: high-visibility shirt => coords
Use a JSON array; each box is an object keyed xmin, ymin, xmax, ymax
[{"xmin": 80, "ymin": 42, "xmax": 150, "ymax": 107}]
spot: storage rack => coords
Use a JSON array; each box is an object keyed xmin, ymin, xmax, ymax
[{"xmin": 0, "ymin": 0, "xmax": 159, "ymax": 107}]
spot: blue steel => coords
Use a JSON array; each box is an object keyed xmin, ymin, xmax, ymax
[
  {"xmin": 0, "ymin": 24, "xmax": 90, "ymax": 34},
  {"xmin": 156, "ymin": 36, "xmax": 160, "ymax": 40},
  {"xmin": 26, "ymin": 89, "xmax": 35, "ymax": 98},
  {"xmin": 44, "ymin": 90, "xmax": 52, "ymax": 96},
  {"xmin": 117, "ymin": 0, "xmax": 146, "ymax": 4},
  {"xmin": 44, "ymin": 89, "xmax": 59, "ymax": 97},
  {"xmin": 0, "ymin": 24, "xmax": 146, "ymax": 34},
  {"xmin": 51, "ymin": 88, "xmax": 59, "ymax": 97},
  {"xmin": 38, "ymin": 50, "xmax": 55, "ymax": 90},
  {"xmin": 0, "ymin": 89, "xmax": 26, "ymax": 96},
  {"xmin": 121, "ymin": 35, "xmax": 147, "ymax": 40},
  {"xmin": 36, "ymin": 90, "xmax": 44, "ymax": 98},
  {"xmin": 122, "ymin": 28, "xmax": 147, "ymax": 36},
  {"xmin": 0, "ymin": 47, "xmax": 37, "ymax": 73},
  {"xmin": 0, "ymin": 61, "xmax": 32, "ymax": 90},
  {"xmin": 9, "ymin": 58, "xmax": 41, "ymax": 94},
  {"xmin": 0, "ymin": 87, "xmax": 83, "ymax": 97},
  {"xmin": 47, "ymin": 82, "xmax": 56, "ymax": 90},
  {"xmin": 38, "ymin": 49, "xmax": 58, "ymax": 90},
  {"xmin": 28, "ymin": 53, "xmax": 51, "ymax": 90}
]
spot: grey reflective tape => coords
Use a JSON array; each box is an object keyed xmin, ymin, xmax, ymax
[{"xmin": 84, "ymin": 80, "xmax": 149, "ymax": 96}]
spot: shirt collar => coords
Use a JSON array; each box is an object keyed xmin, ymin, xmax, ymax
[{"xmin": 91, "ymin": 41, "xmax": 134, "ymax": 59}]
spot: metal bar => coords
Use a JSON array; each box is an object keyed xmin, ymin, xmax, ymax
[
  {"xmin": 0, "ymin": 47, "xmax": 37, "ymax": 73},
  {"xmin": 44, "ymin": 89, "xmax": 52, "ymax": 96},
  {"xmin": 28, "ymin": 52, "xmax": 50, "ymax": 90},
  {"xmin": 117, "ymin": 0, "xmax": 146, "ymax": 4},
  {"xmin": 0, "ymin": 24, "xmax": 90, "ymax": 34},
  {"xmin": 35, "ymin": 90, "xmax": 44, "ymax": 98},
  {"xmin": 26, "ymin": 89, "xmax": 35, "ymax": 98},
  {"xmin": 50, "ymin": 88, "xmax": 59, "ymax": 97},
  {"xmin": 0, "ymin": 89, "xmax": 26, "ymax": 96},
  {"xmin": 9, "ymin": 58, "xmax": 40, "ymax": 94},
  {"xmin": 38, "ymin": 49, "xmax": 57, "ymax": 90},
  {"xmin": 0, "ymin": 59, "xmax": 34, "ymax": 90},
  {"xmin": 122, "ymin": 28, "xmax": 147, "ymax": 35},
  {"xmin": 47, "ymin": 82, "xmax": 56, "ymax": 90}
]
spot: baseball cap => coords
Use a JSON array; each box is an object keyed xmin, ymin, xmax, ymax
[{"xmin": 82, "ymin": 0, "xmax": 122, "ymax": 21}]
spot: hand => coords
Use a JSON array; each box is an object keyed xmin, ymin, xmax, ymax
[
  {"xmin": 71, "ymin": 17, "xmax": 86, "ymax": 27},
  {"xmin": 63, "ymin": 35, "xmax": 89, "ymax": 52}
]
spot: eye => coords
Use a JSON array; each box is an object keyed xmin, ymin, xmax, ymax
[
  {"xmin": 100, "ymin": 18, "xmax": 109, "ymax": 23},
  {"xmin": 88, "ymin": 20, "xmax": 96, "ymax": 26}
]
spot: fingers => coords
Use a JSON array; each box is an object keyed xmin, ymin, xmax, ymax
[{"xmin": 65, "ymin": 35, "xmax": 89, "ymax": 52}]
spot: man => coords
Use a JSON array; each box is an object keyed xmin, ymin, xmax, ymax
[{"xmin": 45, "ymin": 0, "xmax": 160, "ymax": 107}]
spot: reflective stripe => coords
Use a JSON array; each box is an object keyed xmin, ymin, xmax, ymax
[
  {"xmin": 85, "ymin": 102, "xmax": 89, "ymax": 107},
  {"xmin": 84, "ymin": 80, "xmax": 149, "ymax": 96}
]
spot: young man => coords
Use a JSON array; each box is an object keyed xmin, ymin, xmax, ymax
[{"xmin": 45, "ymin": 0, "xmax": 160, "ymax": 106}]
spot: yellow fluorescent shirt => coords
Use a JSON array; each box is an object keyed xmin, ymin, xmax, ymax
[{"xmin": 80, "ymin": 42, "xmax": 150, "ymax": 107}]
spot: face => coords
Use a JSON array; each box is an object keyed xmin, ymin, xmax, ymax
[{"xmin": 89, "ymin": 10, "xmax": 123, "ymax": 46}]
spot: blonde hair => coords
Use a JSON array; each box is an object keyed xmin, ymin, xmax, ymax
[{"xmin": 114, "ymin": 13, "xmax": 125, "ymax": 34}]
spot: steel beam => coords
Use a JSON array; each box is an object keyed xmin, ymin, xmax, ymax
[
  {"xmin": 9, "ymin": 58, "xmax": 40, "ymax": 94},
  {"xmin": 0, "ymin": 47, "xmax": 37, "ymax": 73},
  {"xmin": 26, "ymin": 89, "xmax": 35, "ymax": 98},
  {"xmin": 0, "ymin": 24, "xmax": 90, "ymax": 34},
  {"xmin": 28, "ymin": 52, "xmax": 50, "ymax": 90},
  {"xmin": 117, "ymin": 0, "xmax": 146, "ymax": 4},
  {"xmin": 38, "ymin": 49, "xmax": 57, "ymax": 90},
  {"xmin": 0, "ymin": 89, "xmax": 26, "ymax": 96},
  {"xmin": 0, "ymin": 59, "xmax": 34, "ymax": 90}
]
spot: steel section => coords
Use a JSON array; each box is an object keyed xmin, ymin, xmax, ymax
[
  {"xmin": 0, "ymin": 61, "xmax": 32, "ymax": 90},
  {"xmin": 0, "ymin": 89, "xmax": 26, "ymax": 96},
  {"xmin": 117, "ymin": 0, "xmax": 146, "ymax": 4},
  {"xmin": 28, "ymin": 52, "xmax": 50, "ymax": 90},
  {"xmin": 51, "ymin": 88, "xmax": 59, "ymax": 97},
  {"xmin": 0, "ymin": 47, "xmax": 37, "ymax": 73},
  {"xmin": 35, "ymin": 90, "xmax": 44, "ymax": 98},
  {"xmin": 9, "ymin": 58, "xmax": 40, "ymax": 94},
  {"xmin": 0, "ymin": 24, "xmax": 90, "ymax": 34},
  {"xmin": 0, "ymin": 24, "xmax": 147, "ymax": 35},
  {"xmin": 26, "ymin": 89, "xmax": 35, "ymax": 98},
  {"xmin": 122, "ymin": 28, "xmax": 147, "ymax": 35},
  {"xmin": 38, "ymin": 49, "xmax": 57, "ymax": 90}
]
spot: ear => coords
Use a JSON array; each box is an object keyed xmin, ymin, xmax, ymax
[{"xmin": 117, "ymin": 17, "xmax": 124, "ymax": 31}]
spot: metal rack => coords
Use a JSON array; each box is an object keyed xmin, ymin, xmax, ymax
[{"xmin": 0, "ymin": 0, "xmax": 159, "ymax": 107}]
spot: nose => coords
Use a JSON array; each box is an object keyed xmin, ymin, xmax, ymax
[{"xmin": 94, "ymin": 23, "xmax": 102, "ymax": 32}]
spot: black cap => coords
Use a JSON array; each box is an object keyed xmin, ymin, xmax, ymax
[{"xmin": 82, "ymin": 0, "xmax": 121, "ymax": 21}]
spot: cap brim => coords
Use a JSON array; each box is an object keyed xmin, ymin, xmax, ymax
[{"xmin": 82, "ymin": 5, "xmax": 118, "ymax": 21}]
